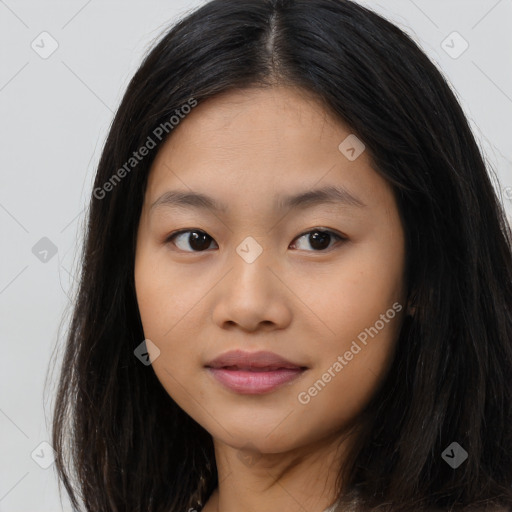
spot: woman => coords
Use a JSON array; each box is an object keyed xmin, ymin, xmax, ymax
[{"xmin": 51, "ymin": 1, "xmax": 512, "ymax": 511}]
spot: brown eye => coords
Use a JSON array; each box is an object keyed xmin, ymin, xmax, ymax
[
  {"xmin": 166, "ymin": 230, "xmax": 218, "ymax": 252},
  {"xmin": 290, "ymin": 229, "xmax": 345, "ymax": 252}
]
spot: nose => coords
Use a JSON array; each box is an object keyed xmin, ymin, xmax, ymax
[{"xmin": 210, "ymin": 243, "xmax": 293, "ymax": 333}]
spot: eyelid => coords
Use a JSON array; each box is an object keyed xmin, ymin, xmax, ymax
[{"xmin": 294, "ymin": 227, "xmax": 347, "ymax": 241}]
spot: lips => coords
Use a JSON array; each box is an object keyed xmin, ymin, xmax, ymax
[
  {"xmin": 205, "ymin": 350, "xmax": 308, "ymax": 394},
  {"xmin": 205, "ymin": 349, "xmax": 306, "ymax": 371}
]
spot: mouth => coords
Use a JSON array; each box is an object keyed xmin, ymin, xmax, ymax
[
  {"xmin": 205, "ymin": 367, "xmax": 307, "ymax": 394},
  {"xmin": 204, "ymin": 350, "xmax": 308, "ymax": 394}
]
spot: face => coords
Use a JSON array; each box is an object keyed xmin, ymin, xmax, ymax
[{"xmin": 134, "ymin": 85, "xmax": 408, "ymax": 454}]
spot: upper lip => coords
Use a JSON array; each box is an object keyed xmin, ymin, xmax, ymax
[{"xmin": 205, "ymin": 350, "xmax": 307, "ymax": 370}]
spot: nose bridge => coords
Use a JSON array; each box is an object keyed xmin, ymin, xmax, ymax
[
  {"xmin": 231, "ymin": 234, "xmax": 274, "ymax": 288},
  {"xmin": 235, "ymin": 235, "xmax": 267, "ymax": 266},
  {"xmin": 209, "ymin": 233, "xmax": 288, "ymax": 329}
]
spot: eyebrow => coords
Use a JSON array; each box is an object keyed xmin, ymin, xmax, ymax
[{"xmin": 149, "ymin": 185, "xmax": 366, "ymax": 215}]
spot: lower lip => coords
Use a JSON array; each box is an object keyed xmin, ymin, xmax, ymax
[{"xmin": 206, "ymin": 367, "xmax": 306, "ymax": 394}]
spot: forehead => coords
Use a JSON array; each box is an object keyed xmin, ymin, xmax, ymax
[{"xmin": 144, "ymin": 86, "xmax": 393, "ymax": 213}]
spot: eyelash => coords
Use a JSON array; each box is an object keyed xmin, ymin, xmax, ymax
[{"xmin": 164, "ymin": 228, "xmax": 347, "ymax": 253}]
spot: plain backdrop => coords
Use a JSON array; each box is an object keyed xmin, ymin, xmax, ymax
[{"xmin": 0, "ymin": 1, "xmax": 511, "ymax": 510}]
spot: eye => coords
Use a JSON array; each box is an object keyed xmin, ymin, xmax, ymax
[
  {"xmin": 289, "ymin": 228, "xmax": 346, "ymax": 252},
  {"xmin": 165, "ymin": 229, "xmax": 218, "ymax": 252},
  {"xmin": 164, "ymin": 227, "xmax": 346, "ymax": 253}
]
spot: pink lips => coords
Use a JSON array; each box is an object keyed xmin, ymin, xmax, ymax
[{"xmin": 205, "ymin": 350, "xmax": 307, "ymax": 394}]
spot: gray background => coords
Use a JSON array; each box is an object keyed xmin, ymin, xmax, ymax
[{"xmin": 1, "ymin": 1, "xmax": 511, "ymax": 510}]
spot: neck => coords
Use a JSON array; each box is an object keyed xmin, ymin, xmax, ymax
[{"xmin": 200, "ymin": 430, "xmax": 352, "ymax": 512}]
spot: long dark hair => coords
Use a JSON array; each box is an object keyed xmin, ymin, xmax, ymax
[{"xmin": 50, "ymin": 0, "xmax": 512, "ymax": 510}]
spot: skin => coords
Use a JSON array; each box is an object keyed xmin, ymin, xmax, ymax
[{"xmin": 134, "ymin": 85, "xmax": 410, "ymax": 512}]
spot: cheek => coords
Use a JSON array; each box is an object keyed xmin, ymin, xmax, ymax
[
  {"xmin": 134, "ymin": 247, "xmax": 204, "ymax": 340},
  {"xmin": 134, "ymin": 247, "xmax": 209, "ymax": 407},
  {"xmin": 297, "ymin": 300, "xmax": 403, "ymax": 435},
  {"xmin": 304, "ymin": 244, "xmax": 405, "ymax": 341},
  {"xmin": 296, "ymin": 240, "xmax": 405, "ymax": 412}
]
